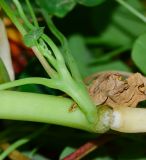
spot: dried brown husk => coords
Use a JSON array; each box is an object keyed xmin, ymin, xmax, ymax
[{"xmin": 88, "ymin": 72, "xmax": 146, "ymax": 108}]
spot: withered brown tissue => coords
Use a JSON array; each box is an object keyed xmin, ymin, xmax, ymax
[{"xmin": 88, "ymin": 72, "xmax": 146, "ymax": 108}]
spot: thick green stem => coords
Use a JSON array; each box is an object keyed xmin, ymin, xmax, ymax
[
  {"xmin": 0, "ymin": 91, "xmax": 95, "ymax": 132},
  {"xmin": 0, "ymin": 77, "xmax": 62, "ymax": 90},
  {"xmin": 63, "ymin": 79, "xmax": 98, "ymax": 124}
]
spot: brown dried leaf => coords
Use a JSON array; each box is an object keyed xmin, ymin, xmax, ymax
[{"xmin": 88, "ymin": 72, "xmax": 146, "ymax": 108}]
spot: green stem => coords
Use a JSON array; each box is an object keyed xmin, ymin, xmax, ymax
[
  {"xmin": 0, "ymin": 0, "xmax": 26, "ymax": 35},
  {"xmin": 0, "ymin": 126, "xmax": 47, "ymax": 159},
  {"xmin": 0, "ymin": 77, "xmax": 98, "ymax": 124},
  {"xmin": 0, "ymin": 91, "xmax": 95, "ymax": 132},
  {"xmin": 13, "ymin": 0, "xmax": 34, "ymax": 29},
  {"xmin": 41, "ymin": 34, "xmax": 72, "ymax": 79},
  {"xmin": 33, "ymin": 44, "xmax": 58, "ymax": 78},
  {"xmin": 0, "ymin": 77, "xmax": 62, "ymax": 91},
  {"xmin": 0, "ymin": 0, "xmax": 57, "ymax": 78},
  {"xmin": 116, "ymin": 0, "xmax": 146, "ymax": 23},
  {"xmin": 41, "ymin": 9, "xmax": 83, "ymax": 82},
  {"xmin": 93, "ymin": 46, "xmax": 130, "ymax": 63},
  {"xmin": 0, "ymin": 0, "xmax": 100, "ymax": 124},
  {"xmin": 41, "ymin": 34, "xmax": 65, "ymax": 64},
  {"xmin": 63, "ymin": 79, "xmax": 98, "ymax": 124},
  {"xmin": 38, "ymin": 39, "xmax": 58, "ymax": 70},
  {"xmin": 85, "ymin": 37, "xmax": 103, "ymax": 45},
  {"xmin": 25, "ymin": 0, "xmax": 39, "ymax": 27}
]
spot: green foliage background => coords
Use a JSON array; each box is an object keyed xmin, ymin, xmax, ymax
[{"xmin": 2, "ymin": 0, "xmax": 146, "ymax": 159}]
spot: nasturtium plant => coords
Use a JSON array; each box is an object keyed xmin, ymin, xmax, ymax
[{"xmin": 1, "ymin": 0, "xmax": 146, "ymax": 159}]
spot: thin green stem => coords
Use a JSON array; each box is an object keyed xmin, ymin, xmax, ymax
[
  {"xmin": 0, "ymin": 0, "xmax": 56, "ymax": 78},
  {"xmin": 0, "ymin": 77, "xmax": 63, "ymax": 91},
  {"xmin": 93, "ymin": 46, "xmax": 130, "ymax": 63},
  {"xmin": 0, "ymin": 0, "xmax": 26, "ymax": 35},
  {"xmin": 41, "ymin": 9, "xmax": 83, "ymax": 82},
  {"xmin": 0, "ymin": 139, "xmax": 29, "ymax": 159},
  {"xmin": 116, "ymin": 0, "xmax": 146, "ymax": 23},
  {"xmin": 42, "ymin": 34, "xmax": 65, "ymax": 64},
  {"xmin": 0, "ymin": 126, "xmax": 47, "ymax": 159},
  {"xmin": 32, "ymin": 46, "xmax": 58, "ymax": 78},
  {"xmin": 13, "ymin": 0, "xmax": 34, "ymax": 29},
  {"xmin": 25, "ymin": 0, "xmax": 39, "ymax": 27},
  {"xmin": 38, "ymin": 39, "xmax": 58, "ymax": 70},
  {"xmin": 41, "ymin": 34, "xmax": 72, "ymax": 79}
]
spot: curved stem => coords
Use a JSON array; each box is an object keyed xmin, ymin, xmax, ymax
[
  {"xmin": 42, "ymin": 34, "xmax": 65, "ymax": 64},
  {"xmin": 25, "ymin": 0, "xmax": 38, "ymax": 27},
  {"xmin": 13, "ymin": 0, "xmax": 34, "ymax": 29},
  {"xmin": 41, "ymin": 9, "xmax": 82, "ymax": 82},
  {"xmin": 0, "ymin": 0, "xmax": 57, "ymax": 78},
  {"xmin": 0, "ymin": 126, "xmax": 47, "ymax": 159},
  {"xmin": 0, "ymin": 77, "xmax": 62, "ymax": 90},
  {"xmin": 0, "ymin": 0, "xmax": 26, "ymax": 35},
  {"xmin": 41, "ymin": 34, "xmax": 71, "ymax": 79},
  {"xmin": 38, "ymin": 39, "xmax": 58, "ymax": 70},
  {"xmin": 0, "ymin": 139, "xmax": 29, "ymax": 160},
  {"xmin": 32, "ymin": 46, "xmax": 58, "ymax": 78}
]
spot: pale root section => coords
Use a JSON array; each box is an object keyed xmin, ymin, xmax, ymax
[
  {"xmin": 0, "ymin": 19, "xmax": 14, "ymax": 80},
  {"xmin": 103, "ymin": 111, "xmax": 110, "ymax": 125},
  {"xmin": 110, "ymin": 107, "xmax": 146, "ymax": 133}
]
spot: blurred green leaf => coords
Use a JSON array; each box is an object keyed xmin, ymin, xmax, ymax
[
  {"xmin": 68, "ymin": 35, "xmax": 94, "ymax": 77},
  {"xmin": 59, "ymin": 146, "xmax": 75, "ymax": 159},
  {"xmin": 36, "ymin": 0, "xmax": 76, "ymax": 17},
  {"xmin": 36, "ymin": 0, "xmax": 106, "ymax": 18},
  {"xmin": 132, "ymin": 33, "xmax": 146, "ymax": 74},
  {"xmin": 77, "ymin": 0, "xmax": 105, "ymax": 7},
  {"xmin": 90, "ymin": 60, "xmax": 131, "ymax": 73},
  {"xmin": 95, "ymin": 0, "xmax": 146, "ymax": 47},
  {"xmin": 92, "ymin": 46, "xmax": 129, "ymax": 64}
]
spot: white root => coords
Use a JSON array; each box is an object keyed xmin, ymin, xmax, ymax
[{"xmin": 110, "ymin": 106, "xmax": 146, "ymax": 133}]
